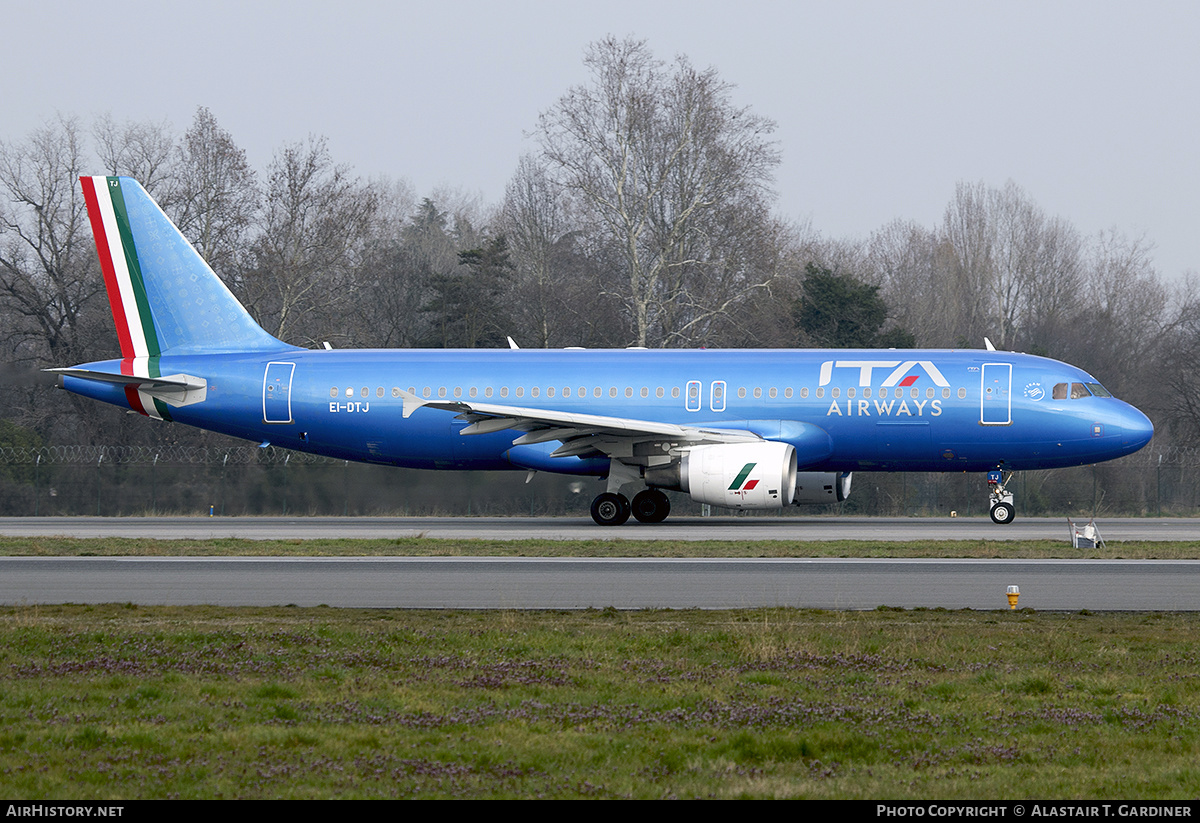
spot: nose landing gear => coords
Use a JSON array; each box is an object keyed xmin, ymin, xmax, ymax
[{"xmin": 987, "ymin": 469, "xmax": 1015, "ymax": 524}]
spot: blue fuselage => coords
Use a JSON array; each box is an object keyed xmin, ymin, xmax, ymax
[{"xmin": 61, "ymin": 347, "xmax": 1154, "ymax": 476}]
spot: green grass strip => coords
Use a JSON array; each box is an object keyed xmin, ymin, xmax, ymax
[
  {"xmin": 0, "ymin": 536, "xmax": 1198, "ymax": 558},
  {"xmin": 1, "ymin": 604, "xmax": 1198, "ymax": 799}
]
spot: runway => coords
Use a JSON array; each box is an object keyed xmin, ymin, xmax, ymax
[
  {"xmin": 0, "ymin": 515, "xmax": 1196, "ymax": 541},
  {"xmin": 2, "ymin": 516, "xmax": 1196, "ymax": 610},
  {"xmin": 1, "ymin": 556, "xmax": 1198, "ymax": 611}
]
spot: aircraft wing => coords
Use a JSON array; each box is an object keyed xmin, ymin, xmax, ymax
[{"xmin": 400, "ymin": 391, "xmax": 762, "ymax": 459}]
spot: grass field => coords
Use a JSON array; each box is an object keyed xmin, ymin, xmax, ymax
[
  {"xmin": 2, "ymin": 536, "xmax": 1198, "ymax": 799},
  {"xmin": 2, "ymin": 603, "xmax": 1198, "ymax": 799}
]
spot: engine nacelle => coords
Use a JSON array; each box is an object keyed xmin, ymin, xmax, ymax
[
  {"xmin": 792, "ymin": 471, "xmax": 853, "ymax": 504},
  {"xmin": 646, "ymin": 442, "xmax": 797, "ymax": 509}
]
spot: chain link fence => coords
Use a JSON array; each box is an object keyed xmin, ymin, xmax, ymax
[
  {"xmin": 0, "ymin": 445, "xmax": 337, "ymax": 465},
  {"xmin": 0, "ymin": 445, "xmax": 1197, "ymax": 518}
]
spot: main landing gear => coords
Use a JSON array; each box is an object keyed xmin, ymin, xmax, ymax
[
  {"xmin": 987, "ymin": 469, "xmax": 1015, "ymax": 524},
  {"xmin": 590, "ymin": 488, "xmax": 672, "ymax": 526},
  {"xmin": 590, "ymin": 492, "xmax": 630, "ymax": 526}
]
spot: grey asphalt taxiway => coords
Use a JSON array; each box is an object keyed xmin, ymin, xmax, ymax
[
  {"xmin": 1, "ymin": 514, "xmax": 1197, "ymax": 541},
  {"xmin": 0, "ymin": 516, "xmax": 1197, "ymax": 610},
  {"xmin": 1, "ymin": 555, "xmax": 1197, "ymax": 610}
]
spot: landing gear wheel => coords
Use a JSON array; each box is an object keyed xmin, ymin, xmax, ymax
[
  {"xmin": 631, "ymin": 489, "xmax": 671, "ymax": 523},
  {"xmin": 591, "ymin": 492, "xmax": 631, "ymax": 526},
  {"xmin": 990, "ymin": 502, "xmax": 1015, "ymax": 524}
]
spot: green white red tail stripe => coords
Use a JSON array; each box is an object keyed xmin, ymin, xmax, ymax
[
  {"xmin": 81, "ymin": 176, "xmax": 162, "ymax": 360},
  {"xmin": 80, "ymin": 176, "xmax": 169, "ymax": 420}
]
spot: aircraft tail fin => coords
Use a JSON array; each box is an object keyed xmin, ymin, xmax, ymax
[{"xmin": 80, "ymin": 176, "xmax": 286, "ymax": 356}]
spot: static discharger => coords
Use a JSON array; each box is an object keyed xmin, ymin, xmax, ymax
[{"xmin": 1006, "ymin": 585, "xmax": 1020, "ymax": 609}]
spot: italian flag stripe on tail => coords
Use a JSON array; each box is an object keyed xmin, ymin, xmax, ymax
[{"xmin": 79, "ymin": 176, "xmax": 160, "ymax": 359}]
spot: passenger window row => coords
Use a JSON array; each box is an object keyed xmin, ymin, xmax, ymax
[{"xmin": 328, "ymin": 384, "xmax": 972, "ymax": 402}]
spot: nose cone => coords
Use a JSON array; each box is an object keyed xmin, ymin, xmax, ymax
[{"xmin": 1118, "ymin": 404, "xmax": 1154, "ymax": 454}]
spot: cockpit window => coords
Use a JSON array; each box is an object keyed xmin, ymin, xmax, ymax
[{"xmin": 1054, "ymin": 381, "xmax": 1105, "ymax": 400}]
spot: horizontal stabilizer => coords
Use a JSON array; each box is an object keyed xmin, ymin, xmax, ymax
[{"xmin": 46, "ymin": 368, "xmax": 208, "ymax": 408}]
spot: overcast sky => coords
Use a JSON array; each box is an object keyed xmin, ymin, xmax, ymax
[{"xmin": 5, "ymin": 0, "xmax": 1198, "ymax": 278}]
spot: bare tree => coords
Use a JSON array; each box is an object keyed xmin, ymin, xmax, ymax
[
  {"xmin": 172, "ymin": 107, "xmax": 260, "ymax": 283},
  {"xmin": 868, "ymin": 219, "xmax": 955, "ymax": 346},
  {"xmin": 92, "ymin": 114, "xmax": 176, "ymax": 198},
  {"xmin": 0, "ymin": 116, "xmax": 105, "ymax": 364},
  {"xmin": 535, "ymin": 36, "xmax": 781, "ymax": 347},
  {"xmin": 908, "ymin": 181, "xmax": 1087, "ymax": 351},
  {"xmin": 1158, "ymin": 276, "xmax": 1200, "ymax": 441},
  {"xmin": 499, "ymin": 154, "xmax": 616, "ymax": 346},
  {"xmin": 243, "ymin": 137, "xmax": 378, "ymax": 344},
  {"xmin": 1065, "ymin": 230, "xmax": 1165, "ymax": 401}
]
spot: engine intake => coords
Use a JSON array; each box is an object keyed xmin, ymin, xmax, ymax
[{"xmin": 645, "ymin": 441, "xmax": 798, "ymax": 509}]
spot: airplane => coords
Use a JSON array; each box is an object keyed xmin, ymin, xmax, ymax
[{"xmin": 49, "ymin": 176, "xmax": 1155, "ymax": 525}]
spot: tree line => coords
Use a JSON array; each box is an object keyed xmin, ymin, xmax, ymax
[{"xmin": 2, "ymin": 37, "xmax": 1198, "ymax": 515}]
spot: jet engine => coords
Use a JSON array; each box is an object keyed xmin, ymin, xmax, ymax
[
  {"xmin": 644, "ymin": 441, "xmax": 797, "ymax": 509},
  {"xmin": 792, "ymin": 472, "xmax": 853, "ymax": 504}
]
